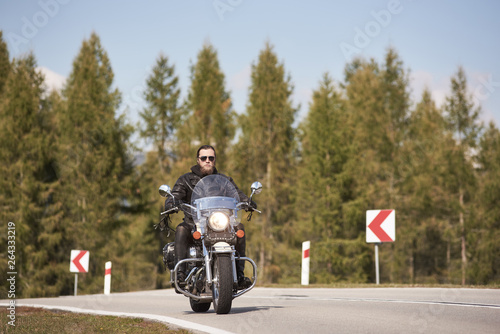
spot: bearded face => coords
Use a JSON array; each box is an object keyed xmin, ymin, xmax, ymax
[{"xmin": 197, "ymin": 148, "xmax": 216, "ymax": 176}]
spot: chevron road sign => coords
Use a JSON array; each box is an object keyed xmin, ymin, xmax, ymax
[
  {"xmin": 70, "ymin": 250, "xmax": 89, "ymax": 273},
  {"xmin": 366, "ymin": 209, "xmax": 396, "ymax": 243}
]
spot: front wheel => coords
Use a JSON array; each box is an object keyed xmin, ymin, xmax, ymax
[
  {"xmin": 190, "ymin": 298, "xmax": 211, "ymax": 313},
  {"xmin": 212, "ymin": 254, "xmax": 233, "ymax": 314}
]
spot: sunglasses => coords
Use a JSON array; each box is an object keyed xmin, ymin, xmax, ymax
[{"xmin": 199, "ymin": 156, "xmax": 215, "ymax": 162}]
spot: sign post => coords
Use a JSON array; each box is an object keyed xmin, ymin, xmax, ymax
[
  {"xmin": 366, "ymin": 210, "xmax": 395, "ymax": 285},
  {"xmin": 301, "ymin": 241, "xmax": 310, "ymax": 285},
  {"xmin": 374, "ymin": 242, "xmax": 381, "ymax": 285},
  {"xmin": 70, "ymin": 250, "xmax": 89, "ymax": 296}
]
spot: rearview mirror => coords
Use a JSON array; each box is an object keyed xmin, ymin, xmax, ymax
[
  {"xmin": 159, "ymin": 184, "xmax": 172, "ymax": 198},
  {"xmin": 250, "ymin": 181, "xmax": 262, "ymax": 195}
]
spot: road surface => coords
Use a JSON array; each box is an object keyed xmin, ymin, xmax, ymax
[{"xmin": 2, "ymin": 287, "xmax": 500, "ymax": 333}]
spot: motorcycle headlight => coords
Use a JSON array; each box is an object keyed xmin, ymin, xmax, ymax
[{"xmin": 208, "ymin": 211, "xmax": 230, "ymax": 232}]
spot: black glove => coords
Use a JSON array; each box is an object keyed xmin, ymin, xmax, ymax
[
  {"xmin": 157, "ymin": 215, "xmax": 168, "ymax": 231},
  {"xmin": 241, "ymin": 200, "xmax": 257, "ymax": 212},
  {"xmin": 164, "ymin": 198, "xmax": 179, "ymax": 213},
  {"xmin": 155, "ymin": 214, "xmax": 175, "ymax": 235}
]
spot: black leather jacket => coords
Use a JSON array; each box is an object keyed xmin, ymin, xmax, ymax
[{"xmin": 165, "ymin": 165, "xmax": 250, "ymax": 227}]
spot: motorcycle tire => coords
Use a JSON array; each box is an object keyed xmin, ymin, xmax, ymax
[
  {"xmin": 212, "ymin": 254, "xmax": 233, "ymax": 314},
  {"xmin": 189, "ymin": 298, "xmax": 211, "ymax": 313}
]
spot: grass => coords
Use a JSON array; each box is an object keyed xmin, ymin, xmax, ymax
[{"xmin": 0, "ymin": 307, "xmax": 192, "ymax": 334}]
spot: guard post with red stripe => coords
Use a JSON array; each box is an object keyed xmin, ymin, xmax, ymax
[
  {"xmin": 301, "ymin": 241, "xmax": 310, "ymax": 285},
  {"xmin": 366, "ymin": 210, "xmax": 396, "ymax": 285},
  {"xmin": 104, "ymin": 261, "xmax": 112, "ymax": 295}
]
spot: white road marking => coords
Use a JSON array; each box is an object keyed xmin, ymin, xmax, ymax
[
  {"xmin": 244, "ymin": 294, "xmax": 500, "ymax": 310},
  {"xmin": 0, "ymin": 303, "xmax": 235, "ymax": 334}
]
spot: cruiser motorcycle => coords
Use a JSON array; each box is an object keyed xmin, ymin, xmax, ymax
[{"xmin": 158, "ymin": 174, "xmax": 262, "ymax": 314}]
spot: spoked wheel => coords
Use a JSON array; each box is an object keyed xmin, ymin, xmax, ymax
[
  {"xmin": 212, "ymin": 254, "xmax": 233, "ymax": 314},
  {"xmin": 189, "ymin": 298, "xmax": 211, "ymax": 313}
]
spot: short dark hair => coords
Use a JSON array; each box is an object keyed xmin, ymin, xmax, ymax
[{"xmin": 196, "ymin": 145, "xmax": 216, "ymax": 159}]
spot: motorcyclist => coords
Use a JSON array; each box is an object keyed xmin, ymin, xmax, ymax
[{"xmin": 164, "ymin": 145, "xmax": 256, "ymax": 289}]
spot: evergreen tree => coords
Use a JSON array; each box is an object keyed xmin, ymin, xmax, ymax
[
  {"xmin": 342, "ymin": 57, "xmax": 382, "ymax": 228},
  {"xmin": 342, "ymin": 49, "xmax": 410, "ymax": 283},
  {"xmin": 180, "ymin": 42, "xmax": 235, "ymax": 172},
  {"xmin": 0, "ymin": 54, "xmax": 59, "ymax": 297},
  {"xmin": 56, "ymin": 32, "xmax": 136, "ymax": 294},
  {"xmin": 296, "ymin": 74, "xmax": 345, "ymax": 241},
  {"xmin": 295, "ymin": 74, "xmax": 370, "ymax": 283},
  {"xmin": 232, "ymin": 42, "xmax": 297, "ymax": 283},
  {"xmin": 140, "ymin": 53, "xmax": 181, "ymax": 175},
  {"xmin": 444, "ymin": 66, "xmax": 481, "ymax": 285},
  {"xmin": 0, "ymin": 31, "xmax": 11, "ymax": 95},
  {"xmin": 138, "ymin": 53, "xmax": 183, "ymax": 288},
  {"xmin": 472, "ymin": 122, "xmax": 500, "ymax": 284},
  {"xmin": 397, "ymin": 90, "xmax": 455, "ymax": 283}
]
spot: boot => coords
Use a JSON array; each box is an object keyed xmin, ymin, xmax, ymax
[
  {"xmin": 236, "ymin": 259, "xmax": 251, "ymax": 290},
  {"xmin": 172, "ymin": 256, "xmax": 187, "ymax": 294},
  {"xmin": 176, "ymin": 261, "xmax": 187, "ymax": 286}
]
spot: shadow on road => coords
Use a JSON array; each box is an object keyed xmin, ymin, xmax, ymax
[
  {"xmin": 231, "ymin": 305, "xmax": 284, "ymax": 314},
  {"xmin": 182, "ymin": 305, "xmax": 283, "ymax": 315}
]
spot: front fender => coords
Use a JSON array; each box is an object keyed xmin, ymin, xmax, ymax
[{"xmin": 212, "ymin": 241, "xmax": 233, "ymax": 253}]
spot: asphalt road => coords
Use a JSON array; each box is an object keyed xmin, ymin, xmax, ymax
[{"xmin": 3, "ymin": 287, "xmax": 500, "ymax": 333}]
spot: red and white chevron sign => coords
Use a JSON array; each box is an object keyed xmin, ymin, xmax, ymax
[
  {"xmin": 366, "ymin": 210, "xmax": 396, "ymax": 243},
  {"xmin": 70, "ymin": 250, "xmax": 89, "ymax": 273}
]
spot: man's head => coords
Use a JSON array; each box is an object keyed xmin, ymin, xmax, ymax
[{"xmin": 197, "ymin": 145, "xmax": 216, "ymax": 175}]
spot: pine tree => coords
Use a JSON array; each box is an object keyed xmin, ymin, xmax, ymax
[
  {"xmin": 397, "ymin": 90, "xmax": 455, "ymax": 283},
  {"xmin": 296, "ymin": 74, "xmax": 345, "ymax": 241},
  {"xmin": 0, "ymin": 53, "xmax": 59, "ymax": 297},
  {"xmin": 138, "ymin": 53, "xmax": 183, "ymax": 288},
  {"xmin": 180, "ymin": 42, "xmax": 235, "ymax": 172},
  {"xmin": 56, "ymin": 32, "xmax": 136, "ymax": 294},
  {"xmin": 140, "ymin": 53, "xmax": 181, "ymax": 175},
  {"xmin": 232, "ymin": 42, "xmax": 297, "ymax": 283},
  {"xmin": 342, "ymin": 49, "xmax": 410, "ymax": 283},
  {"xmin": 444, "ymin": 66, "xmax": 481, "ymax": 285},
  {"xmin": 295, "ymin": 73, "xmax": 371, "ymax": 283},
  {"xmin": 0, "ymin": 31, "xmax": 11, "ymax": 95},
  {"xmin": 472, "ymin": 122, "xmax": 500, "ymax": 284}
]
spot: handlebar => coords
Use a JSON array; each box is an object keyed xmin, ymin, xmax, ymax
[
  {"xmin": 160, "ymin": 202, "xmax": 197, "ymax": 216},
  {"xmin": 160, "ymin": 207, "xmax": 178, "ymax": 216},
  {"xmin": 236, "ymin": 202, "xmax": 261, "ymax": 214}
]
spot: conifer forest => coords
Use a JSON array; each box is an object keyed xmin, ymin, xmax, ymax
[{"xmin": 1, "ymin": 31, "xmax": 499, "ymax": 298}]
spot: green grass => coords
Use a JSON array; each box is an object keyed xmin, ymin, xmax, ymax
[{"xmin": 0, "ymin": 307, "xmax": 192, "ymax": 334}]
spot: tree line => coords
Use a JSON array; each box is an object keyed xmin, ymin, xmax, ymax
[{"xmin": 1, "ymin": 31, "xmax": 499, "ymax": 298}]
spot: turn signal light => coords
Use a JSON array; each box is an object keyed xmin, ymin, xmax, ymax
[
  {"xmin": 193, "ymin": 231, "xmax": 201, "ymax": 240},
  {"xmin": 236, "ymin": 230, "xmax": 245, "ymax": 238}
]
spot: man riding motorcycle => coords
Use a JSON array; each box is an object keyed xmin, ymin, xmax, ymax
[{"xmin": 164, "ymin": 145, "xmax": 256, "ymax": 289}]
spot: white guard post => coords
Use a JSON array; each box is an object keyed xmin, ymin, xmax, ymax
[
  {"xmin": 301, "ymin": 241, "xmax": 310, "ymax": 285},
  {"xmin": 104, "ymin": 261, "xmax": 112, "ymax": 295}
]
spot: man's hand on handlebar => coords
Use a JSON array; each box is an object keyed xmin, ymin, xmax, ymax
[
  {"xmin": 241, "ymin": 200, "xmax": 258, "ymax": 212},
  {"xmin": 164, "ymin": 198, "xmax": 180, "ymax": 214}
]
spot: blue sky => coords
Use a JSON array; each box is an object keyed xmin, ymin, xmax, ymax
[{"xmin": 1, "ymin": 0, "xmax": 499, "ymax": 133}]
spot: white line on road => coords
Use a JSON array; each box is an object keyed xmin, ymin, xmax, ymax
[
  {"xmin": 244, "ymin": 295, "xmax": 500, "ymax": 310},
  {"xmin": 0, "ymin": 303, "xmax": 235, "ymax": 334}
]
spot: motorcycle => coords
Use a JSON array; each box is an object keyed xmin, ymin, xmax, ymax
[{"xmin": 158, "ymin": 174, "xmax": 262, "ymax": 314}]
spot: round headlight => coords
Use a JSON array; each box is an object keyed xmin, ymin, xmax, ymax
[{"xmin": 208, "ymin": 212, "xmax": 230, "ymax": 232}]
